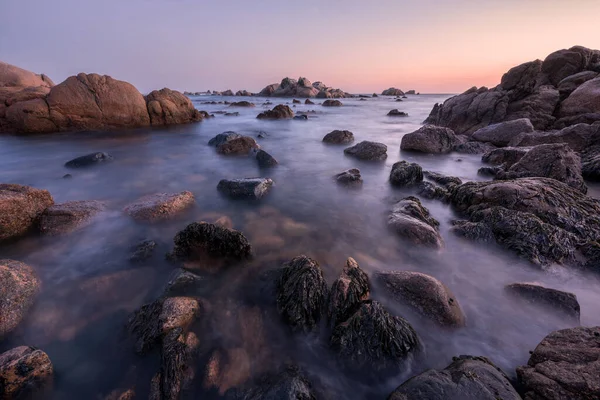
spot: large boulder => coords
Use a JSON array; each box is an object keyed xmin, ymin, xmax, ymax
[
  {"xmin": 0, "ymin": 184, "xmax": 54, "ymax": 242},
  {"xmin": 389, "ymin": 161, "xmax": 423, "ymax": 187},
  {"xmin": 500, "ymin": 59, "xmax": 542, "ymax": 101},
  {"xmin": 217, "ymin": 136, "xmax": 260, "ymax": 155},
  {"xmin": 481, "ymin": 147, "xmax": 528, "ymax": 168},
  {"xmin": 558, "ymin": 71, "xmax": 598, "ymax": 98},
  {"xmin": 401, "ymin": 125, "xmax": 460, "ymax": 153},
  {"xmin": 4, "ymin": 98, "xmax": 56, "ymax": 133},
  {"xmin": 541, "ymin": 47, "xmax": 600, "ymax": 86},
  {"xmin": 0, "ymin": 260, "xmax": 41, "ymax": 337},
  {"xmin": 344, "ymin": 141, "xmax": 388, "ymax": 161},
  {"xmin": 334, "ymin": 168, "xmax": 363, "ymax": 188},
  {"xmin": 382, "ymin": 88, "xmax": 405, "ymax": 96},
  {"xmin": 328, "ymin": 257, "xmax": 370, "ymax": 328},
  {"xmin": 471, "ymin": 118, "xmax": 535, "ymax": 146},
  {"xmin": 276, "ymin": 255, "xmax": 329, "ymax": 333},
  {"xmin": 322, "ymin": 130, "xmax": 354, "ymax": 144},
  {"xmin": 388, "ymin": 355, "xmax": 520, "ymax": 400},
  {"xmin": 505, "ymin": 86, "xmax": 560, "ymax": 130},
  {"xmin": 322, "ymin": 99, "xmax": 343, "ymax": 107},
  {"xmin": 505, "ymin": 282, "xmax": 580, "ymax": 322},
  {"xmin": 258, "ymin": 83, "xmax": 279, "ymax": 97},
  {"xmin": 0, "ymin": 61, "xmax": 54, "ymax": 88},
  {"xmin": 255, "ymin": 149, "xmax": 278, "ymax": 168},
  {"xmin": 0, "ymin": 346, "xmax": 54, "ymax": 399},
  {"xmin": 38, "ymin": 200, "xmax": 105, "ymax": 235},
  {"xmin": 374, "ymin": 271, "xmax": 465, "ymax": 327},
  {"xmin": 145, "ymin": 88, "xmax": 203, "ymax": 125},
  {"xmin": 508, "ymin": 123, "xmax": 600, "ymax": 152},
  {"xmin": 517, "ymin": 326, "xmax": 600, "ymax": 400},
  {"xmin": 208, "ymin": 131, "xmax": 243, "ymax": 147},
  {"xmin": 217, "ymin": 178, "xmax": 273, "ymax": 200},
  {"xmin": 256, "ymin": 104, "xmax": 294, "ymax": 120},
  {"xmin": 124, "ymin": 191, "xmax": 195, "ymax": 222},
  {"xmin": 560, "ymin": 76, "xmax": 600, "ymax": 117},
  {"xmin": 388, "ymin": 197, "xmax": 443, "ymax": 248}
]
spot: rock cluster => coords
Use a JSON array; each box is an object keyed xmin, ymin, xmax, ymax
[{"xmin": 258, "ymin": 77, "xmax": 352, "ymax": 98}]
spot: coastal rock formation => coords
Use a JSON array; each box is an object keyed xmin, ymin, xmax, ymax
[
  {"xmin": 208, "ymin": 131, "xmax": 242, "ymax": 147},
  {"xmin": 382, "ymin": 88, "xmax": 405, "ymax": 96},
  {"xmin": 517, "ymin": 326, "xmax": 600, "ymax": 400},
  {"xmin": 328, "ymin": 257, "xmax": 370, "ymax": 328},
  {"xmin": 334, "ymin": 168, "xmax": 363, "ymax": 187},
  {"xmin": 387, "ymin": 109, "xmax": 408, "ymax": 117},
  {"xmin": 229, "ymin": 101, "xmax": 254, "ymax": 107},
  {"xmin": 388, "ymin": 355, "xmax": 520, "ymax": 400},
  {"xmin": 388, "ymin": 196, "xmax": 443, "ymax": 248},
  {"xmin": 389, "ymin": 161, "xmax": 423, "ymax": 187},
  {"xmin": 124, "ymin": 191, "xmax": 195, "ymax": 223},
  {"xmin": 505, "ymin": 282, "xmax": 580, "ymax": 322},
  {"xmin": 0, "ymin": 346, "xmax": 54, "ymax": 399},
  {"xmin": 256, "ymin": 104, "xmax": 294, "ymax": 120},
  {"xmin": 0, "ymin": 260, "xmax": 41, "ymax": 337},
  {"xmin": 401, "ymin": 125, "xmax": 460, "ymax": 153},
  {"xmin": 65, "ymin": 152, "xmax": 112, "ymax": 168},
  {"xmin": 582, "ymin": 145, "xmax": 600, "ymax": 181},
  {"xmin": 258, "ymin": 77, "xmax": 352, "ymax": 98},
  {"xmin": 0, "ymin": 184, "xmax": 54, "ymax": 242},
  {"xmin": 481, "ymin": 147, "xmax": 528, "ymax": 168},
  {"xmin": 255, "ymin": 149, "xmax": 278, "ymax": 168},
  {"xmin": 217, "ymin": 136, "xmax": 260, "ymax": 155},
  {"xmin": 38, "ymin": 200, "xmax": 105, "ymax": 235},
  {"xmin": 322, "ymin": 99, "xmax": 343, "ymax": 107},
  {"xmin": 217, "ymin": 178, "xmax": 274, "ymax": 200},
  {"xmin": 344, "ymin": 141, "xmax": 388, "ymax": 161},
  {"xmin": 508, "ymin": 122, "xmax": 600, "ymax": 151},
  {"xmin": 322, "ymin": 130, "xmax": 354, "ymax": 144},
  {"xmin": 453, "ymin": 141, "xmax": 496, "ymax": 154},
  {"xmin": 471, "ymin": 118, "xmax": 535, "ymax": 146},
  {"xmin": 145, "ymin": 88, "xmax": 203, "ymax": 125},
  {"xmin": 258, "ymin": 83, "xmax": 278, "ymax": 97},
  {"xmin": 225, "ymin": 366, "xmax": 318, "ymax": 400}
]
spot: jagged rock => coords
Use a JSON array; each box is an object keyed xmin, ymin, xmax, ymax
[
  {"xmin": 560, "ymin": 76, "xmax": 600, "ymax": 118},
  {"xmin": 388, "ymin": 355, "xmax": 520, "ymax": 400},
  {"xmin": 387, "ymin": 109, "xmax": 408, "ymax": 117},
  {"xmin": 505, "ymin": 283, "xmax": 580, "ymax": 322},
  {"xmin": 508, "ymin": 123, "xmax": 600, "ymax": 152},
  {"xmin": 558, "ymin": 71, "xmax": 598, "ymax": 98},
  {"xmin": 417, "ymin": 182, "xmax": 450, "ymax": 202},
  {"xmin": 0, "ymin": 260, "xmax": 40, "ymax": 337},
  {"xmin": 500, "ymin": 59, "xmax": 542, "ymax": 100},
  {"xmin": 334, "ymin": 169, "xmax": 363, "ymax": 187},
  {"xmin": 517, "ymin": 326, "xmax": 600, "ymax": 400},
  {"xmin": 217, "ymin": 178, "xmax": 273, "ymax": 200},
  {"xmin": 38, "ymin": 200, "xmax": 105, "ymax": 235},
  {"xmin": 322, "ymin": 99, "xmax": 343, "ymax": 107},
  {"xmin": 255, "ymin": 150, "xmax": 278, "ymax": 168},
  {"xmin": 224, "ymin": 365, "xmax": 317, "ymax": 400},
  {"xmin": 65, "ymin": 152, "xmax": 113, "ymax": 168},
  {"xmin": 124, "ymin": 191, "xmax": 195, "ymax": 222},
  {"xmin": 453, "ymin": 141, "xmax": 496, "ymax": 154},
  {"xmin": 129, "ymin": 239, "xmax": 157, "ymax": 264},
  {"xmin": 582, "ymin": 145, "xmax": 600, "ymax": 181},
  {"xmin": 471, "ymin": 118, "xmax": 535, "ymax": 146},
  {"xmin": 322, "ymin": 130, "xmax": 354, "ymax": 144},
  {"xmin": 0, "ymin": 346, "xmax": 53, "ymax": 399},
  {"xmin": 217, "ymin": 137, "xmax": 260, "ymax": 155},
  {"xmin": 276, "ymin": 255, "xmax": 329, "ymax": 333},
  {"xmin": 481, "ymin": 147, "xmax": 528, "ymax": 168},
  {"xmin": 374, "ymin": 271, "xmax": 465, "ymax": 327},
  {"xmin": 505, "ymin": 86, "xmax": 560, "ymax": 130},
  {"xmin": 423, "ymin": 171, "xmax": 462, "ymax": 188},
  {"xmin": 328, "ymin": 257, "xmax": 370, "ymax": 328},
  {"xmin": 208, "ymin": 132, "xmax": 243, "ymax": 147},
  {"xmin": 0, "ymin": 184, "xmax": 54, "ymax": 242},
  {"xmin": 145, "ymin": 88, "xmax": 203, "ymax": 125},
  {"xmin": 401, "ymin": 125, "xmax": 460, "ymax": 153},
  {"xmin": 344, "ymin": 141, "xmax": 388, "ymax": 161},
  {"xmin": 164, "ymin": 269, "xmax": 205, "ymax": 297},
  {"xmin": 258, "ymin": 84, "xmax": 279, "ymax": 97},
  {"xmin": 256, "ymin": 105, "xmax": 294, "ymax": 120},
  {"xmin": 389, "ymin": 161, "xmax": 423, "ymax": 187},
  {"xmin": 388, "ymin": 197, "xmax": 443, "ymax": 248},
  {"xmin": 382, "ymin": 88, "xmax": 405, "ymax": 96}
]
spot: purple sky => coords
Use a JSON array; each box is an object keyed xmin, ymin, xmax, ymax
[{"xmin": 2, "ymin": 0, "xmax": 599, "ymax": 93}]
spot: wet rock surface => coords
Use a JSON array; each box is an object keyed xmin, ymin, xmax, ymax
[
  {"xmin": 471, "ymin": 118, "xmax": 535, "ymax": 146},
  {"xmin": 334, "ymin": 168, "xmax": 363, "ymax": 187},
  {"xmin": 344, "ymin": 141, "xmax": 388, "ymax": 161},
  {"xmin": 256, "ymin": 104, "xmax": 294, "ymax": 120},
  {"xmin": 401, "ymin": 125, "xmax": 460, "ymax": 153},
  {"xmin": 217, "ymin": 178, "xmax": 274, "ymax": 200},
  {"xmin": 217, "ymin": 136, "xmax": 260, "ymax": 155},
  {"xmin": 0, "ymin": 259, "xmax": 41, "ymax": 337},
  {"xmin": 322, "ymin": 130, "xmax": 354, "ymax": 144},
  {"xmin": 129, "ymin": 239, "xmax": 158, "ymax": 264},
  {"xmin": 387, "ymin": 109, "xmax": 408, "ymax": 117},
  {"xmin": 255, "ymin": 150, "xmax": 278, "ymax": 168},
  {"xmin": 124, "ymin": 191, "xmax": 195, "ymax": 222},
  {"xmin": 505, "ymin": 282, "xmax": 580, "ymax": 322},
  {"xmin": 0, "ymin": 184, "xmax": 54, "ymax": 242},
  {"xmin": 65, "ymin": 152, "xmax": 113, "ymax": 168},
  {"xmin": 328, "ymin": 257, "xmax": 370, "ymax": 328},
  {"xmin": 38, "ymin": 200, "xmax": 105, "ymax": 235},
  {"xmin": 389, "ymin": 161, "xmax": 423, "ymax": 187},
  {"xmin": 208, "ymin": 132, "xmax": 243, "ymax": 147},
  {"xmin": 582, "ymin": 145, "xmax": 600, "ymax": 181},
  {"xmin": 0, "ymin": 346, "xmax": 54, "ymax": 399},
  {"xmin": 388, "ymin": 196, "xmax": 443, "ymax": 248}
]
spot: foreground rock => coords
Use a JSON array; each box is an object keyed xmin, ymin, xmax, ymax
[
  {"xmin": 145, "ymin": 88, "xmax": 203, "ymax": 125},
  {"xmin": 334, "ymin": 169, "xmax": 363, "ymax": 187},
  {"xmin": 65, "ymin": 152, "xmax": 112, "ymax": 168},
  {"xmin": 453, "ymin": 141, "xmax": 496, "ymax": 154},
  {"xmin": 388, "ymin": 197, "xmax": 443, "ymax": 248},
  {"xmin": 322, "ymin": 130, "xmax": 354, "ymax": 144},
  {"xmin": 256, "ymin": 104, "xmax": 294, "ymax": 120},
  {"xmin": 276, "ymin": 255, "xmax": 329, "ymax": 333},
  {"xmin": 382, "ymin": 88, "xmax": 405, "ymax": 96},
  {"xmin": 322, "ymin": 99, "xmax": 343, "ymax": 107},
  {"xmin": 217, "ymin": 178, "xmax": 273, "ymax": 200},
  {"xmin": 255, "ymin": 149, "xmax": 278, "ymax": 168},
  {"xmin": 208, "ymin": 132, "xmax": 242, "ymax": 147},
  {"xmin": 0, "ymin": 346, "xmax": 54, "ymax": 399},
  {"xmin": 471, "ymin": 118, "xmax": 535, "ymax": 146},
  {"xmin": 0, "ymin": 260, "xmax": 41, "ymax": 337},
  {"xmin": 225, "ymin": 366, "xmax": 318, "ymax": 399},
  {"xmin": 344, "ymin": 141, "xmax": 388, "ymax": 161},
  {"xmin": 38, "ymin": 200, "xmax": 105, "ymax": 235},
  {"xmin": 450, "ymin": 178, "xmax": 600, "ymax": 267},
  {"xmin": 517, "ymin": 326, "xmax": 600, "ymax": 400},
  {"xmin": 505, "ymin": 283, "xmax": 580, "ymax": 322},
  {"xmin": 0, "ymin": 184, "xmax": 54, "ymax": 242},
  {"xmin": 401, "ymin": 125, "xmax": 460, "ymax": 153},
  {"xmin": 124, "ymin": 191, "xmax": 194, "ymax": 222},
  {"xmin": 330, "ymin": 300, "xmax": 420, "ymax": 375},
  {"xmin": 389, "ymin": 355, "xmax": 520, "ymax": 400},
  {"xmin": 217, "ymin": 136, "xmax": 260, "ymax": 155},
  {"xmin": 508, "ymin": 123, "xmax": 600, "ymax": 152},
  {"xmin": 389, "ymin": 161, "xmax": 423, "ymax": 187},
  {"xmin": 328, "ymin": 257, "xmax": 370, "ymax": 328}
]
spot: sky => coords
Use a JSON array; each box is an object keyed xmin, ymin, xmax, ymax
[{"xmin": 2, "ymin": 0, "xmax": 600, "ymax": 94}]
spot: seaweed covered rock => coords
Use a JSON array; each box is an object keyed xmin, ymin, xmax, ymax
[
  {"xmin": 38, "ymin": 200, "xmax": 105, "ymax": 235},
  {"xmin": 508, "ymin": 123, "xmax": 600, "ymax": 152},
  {"xmin": 505, "ymin": 283, "xmax": 580, "ymax": 322},
  {"xmin": 344, "ymin": 141, "xmax": 388, "ymax": 161},
  {"xmin": 423, "ymin": 171, "xmax": 462, "ymax": 188},
  {"xmin": 217, "ymin": 178, "xmax": 274, "ymax": 200},
  {"xmin": 217, "ymin": 136, "xmax": 260, "ymax": 155},
  {"xmin": 328, "ymin": 257, "xmax": 370, "ymax": 328},
  {"xmin": 417, "ymin": 182, "xmax": 450, "ymax": 202},
  {"xmin": 401, "ymin": 125, "xmax": 460, "ymax": 154},
  {"xmin": 388, "ymin": 355, "xmax": 520, "ymax": 400},
  {"xmin": 517, "ymin": 326, "xmax": 600, "ymax": 400},
  {"xmin": 389, "ymin": 161, "xmax": 423, "ymax": 187},
  {"xmin": 276, "ymin": 255, "xmax": 329, "ymax": 333},
  {"xmin": 388, "ymin": 197, "xmax": 443, "ymax": 248},
  {"xmin": 124, "ymin": 191, "xmax": 195, "ymax": 223},
  {"xmin": 256, "ymin": 105, "xmax": 294, "ymax": 120},
  {"xmin": 330, "ymin": 300, "xmax": 420, "ymax": 374},
  {"xmin": 0, "ymin": 184, "xmax": 54, "ymax": 242},
  {"xmin": 375, "ymin": 271, "xmax": 465, "ymax": 327},
  {"xmin": 65, "ymin": 152, "xmax": 113, "ymax": 168},
  {"xmin": 334, "ymin": 169, "xmax": 363, "ymax": 187},
  {"xmin": 0, "ymin": 346, "xmax": 54, "ymax": 399},
  {"xmin": 0, "ymin": 260, "xmax": 41, "ymax": 337},
  {"xmin": 208, "ymin": 131, "xmax": 243, "ymax": 147},
  {"xmin": 322, "ymin": 130, "xmax": 354, "ymax": 144}
]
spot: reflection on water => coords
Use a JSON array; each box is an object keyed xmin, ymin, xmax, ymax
[{"xmin": 1, "ymin": 95, "xmax": 599, "ymax": 398}]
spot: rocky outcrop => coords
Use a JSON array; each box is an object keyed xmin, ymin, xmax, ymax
[
  {"xmin": 388, "ymin": 197, "xmax": 443, "ymax": 248},
  {"xmin": 0, "ymin": 184, "xmax": 54, "ymax": 242},
  {"xmin": 255, "ymin": 149, "xmax": 278, "ymax": 168},
  {"xmin": 225, "ymin": 366, "xmax": 318, "ymax": 400},
  {"xmin": 0, "ymin": 260, "xmax": 41, "ymax": 337},
  {"xmin": 145, "ymin": 88, "xmax": 203, "ymax": 125},
  {"xmin": 505, "ymin": 282, "xmax": 580, "ymax": 322},
  {"xmin": 208, "ymin": 131, "xmax": 242, "ymax": 147},
  {"xmin": 481, "ymin": 147, "xmax": 528, "ymax": 168},
  {"xmin": 229, "ymin": 101, "xmax": 254, "ymax": 107},
  {"xmin": 256, "ymin": 104, "xmax": 294, "ymax": 120},
  {"xmin": 0, "ymin": 346, "xmax": 53, "ymax": 399},
  {"xmin": 235, "ymin": 90, "xmax": 252, "ymax": 97},
  {"xmin": 344, "ymin": 141, "xmax": 388, "ymax": 161},
  {"xmin": 388, "ymin": 355, "xmax": 520, "ymax": 400},
  {"xmin": 322, "ymin": 99, "xmax": 343, "ymax": 107},
  {"xmin": 558, "ymin": 71, "xmax": 598, "ymax": 99},
  {"xmin": 258, "ymin": 77, "xmax": 351, "ymax": 98},
  {"xmin": 471, "ymin": 118, "xmax": 535, "ymax": 146},
  {"xmin": 322, "ymin": 130, "xmax": 354, "ymax": 144},
  {"xmin": 517, "ymin": 326, "xmax": 600, "ymax": 400},
  {"xmin": 508, "ymin": 123, "xmax": 600, "ymax": 152},
  {"xmin": 387, "ymin": 109, "xmax": 408, "ymax": 117},
  {"xmin": 582, "ymin": 145, "xmax": 600, "ymax": 181},
  {"xmin": 217, "ymin": 178, "xmax": 273, "ymax": 200},
  {"xmin": 328, "ymin": 258, "xmax": 370, "ymax": 328},
  {"xmin": 382, "ymin": 88, "xmax": 405, "ymax": 96},
  {"xmin": 38, "ymin": 200, "xmax": 105, "ymax": 235},
  {"xmin": 258, "ymin": 83, "xmax": 278, "ymax": 97},
  {"xmin": 389, "ymin": 161, "xmax": 423, "ymax": 187},
  {"xmin": 221, "ymin": 90, "xmax": 234, "ymax": 96},
  {"xmin": 217, "ymin": 137, "xmax": 260, "ymax": 155},
  {"xmin": 124, "ymin": 191, "xmax": 195, "ymax": 223},
  {"xmin": 334, "ymin": 168, "xmax": 363, "ymax": 187},
  {"xmin": 401, "ymin": 125, "xmax": 460, "ymax": 153},
  {"xmin": 65, "ymin": 152, "xmax": 112, "ymax": 168}
]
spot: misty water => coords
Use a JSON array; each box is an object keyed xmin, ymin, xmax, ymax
[{"xmin": 1, "ymin": 94, "xmax": 599, "ymax": 399}]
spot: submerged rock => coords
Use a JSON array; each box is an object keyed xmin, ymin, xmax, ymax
[
  {"xmin": 0, "ymin": 184, "xmax": 54, "ymax": 242},
  {"xmin": 334, "ymin": 168, "xmax": 363, "ymax": 187},
  {"xmin": 401, "ymin": 125, "xmax": 460, "ymax": 153},
  {"xmin": 328, "ymin": 257, "xmax": 370, "ymax": 328},
  {"xmin": 471, "ymin": 118, "xmax": 535, "ymax": 146},
  {"xmin": 217, "ymin": 178, "xmax": 274, "ymax": 200},
  {"xmin": 517, "ymin": 326, "xmax": 600, "ymax": 400},
  {"xmin": 124, "ymin": 191, "xmax": 195, "ymax": 223},
  {"xmin": 164, "ymin": 269, "xmax": 205, "ymax": 297},
  {"xmin": 255, "ymin": 149, "xmax": 278, "ymax": 168},
  {"xmin": 208, "ymin": 131, "xmax": 243, "ymax": 147},
  {"xmin": 38, "ymin": 200, "xmax": 105, "ymax": 235},
  {"xmin": 505, "ymin": 282, "xmax": 580, "ymax": 322},
  {"xmin": 0, "ymin": 260, "xmax": 41, "ymax": 337},
  {"xmin": 344, "ymin": 141, "xmax": 388, "ymax": 161},
  {"xmin": 305, "ymin": 99, "xmax": 314, "ymax": 105},
  {"xmin": 387, "ymin": 109, "xmax": 408, "ymax": 117},
  {"xmin": 322, "ymin": 99, "xmax": 343, "ymax": 107},
  {"xmin": 322, "ymin": 130, "xmax": 354, "ymax": 144},
  {"xmin": 374, "ymin": 271, "xmax": 466, "ymax": 327},
  {"xmin": 388, "ymin": 196, "xmax": 443, "ymax": 248},
  {"xmin": 276, "ymin": 255, "xmax": 329, "ymax": 333},
  {"xmin": 292, "ymin": 114, "xmax": 308, "ymax": 120},
  {"xmin": 65, "ymin": 152, "xmax": 113, "ymax": 168},
  {"xmin": 0, "ymin": 346, "xmax": 54, "ymax": 399},
  {"xmin": 217, "ymin": 137, "xmax": 260, "ymax": 155},
  {"xmin": 256, "ymin": 105, "xmax": 294, "ymax": 120},
  {"xmin": 388, "ymin": 355, "xmax": 520, "ymax": 400},
  {"xmin": 389, "ymin": 161, "xmax": 423, "ymax": 187}
]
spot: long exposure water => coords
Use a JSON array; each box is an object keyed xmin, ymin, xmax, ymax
[{"xmin": 1, "ymin": 94, "xmax": 599, "ymax": 399}]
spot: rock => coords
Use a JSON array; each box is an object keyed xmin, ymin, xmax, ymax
[
  {"xmin": 388, "ymin": 197, "xmax": 443, "ymax": 248},
  {"xmin": 229, "ymin": 101, "xmax": 255, "ymax": 107},
  {"xmin": 505, "ymin": 282, "xmax": 580, "ymax": 322},
  {"xmin": 129, "ymin": 239, "xmax": 157, "ymax": 264},
  {"xmin": 541, "ymin": 47, "xmax": 599, "ymax": 86},
  {"xmin": 0, "ymin": 260, "xmax": 41, "ymax": 337},
  {"xmin": 517, "ymin": 326, "xmax": 600, "ymax": 400},
  {"xmin": 258, "ymin": 84, "xmax": 279, "ymax": 97},
  {"xmin": 472, "ymin": 118, "xmax": 535, "ymax": 146},
  {"xmin": 344, "ymin": 141, "xmax": 388, "ymax": 161},
  {"xmin": 0, "ymin": 60, "xmax": 54, "ymax": 88},
  {"xmin": 382, "ymin": 88, "xmax": 405, "ymax": 96},
  {"xmin": 64, "ymin": 152, "xmax": 112, "ymax": 168},
  {"xmin": 168, "ymin": 222, "xmax": 252, "ymax": 266},
  {"xmin": 322, "ymin": 99, "xmax": 343, "ymax": 107},
  {"xmin": 477, "ymin": 166, "xmax": 503, "ymax": 177},
  {"xmin": 423, "ymin": 171, "xmax": 462, "ymax": 188},
  {"xmin": 203, "ymin": 347, "xmax": 251, "ymax": 395},
  {"xmin": 417, "ymin": 182, "xmax": 450, "ymax": 202},
  {"xmin": 104, "ymin": 388, "xmax": 135, "ymax": 400},
  {"xmin": 38, "ymin": 200, "xmax": 105, "ymax": 235},
  {"xmin": 401, "ymin": 125, "xmax": 460, "ymax": 153},
  {"xmin": 1, "ymin": 184, "xmax": 53, "ymax": 242},
  {"xmin": 389, "ymin": 161, "xmax": 423, "ymax": 187},
  {"xmin": 334, "ymin": 168, "xmax": 363, "ymax": 187},
  {"xmin": 217, "ymin": 137, "xmax": 260, "ymax": 155},
  {"xmin": 388, "ymin": 355, "xmax": 520, "ymax": 400},
  {"xmin": 330, "ymin": 300, "xmax": 420, "ymax": 374},
  {"xmin": 508, "ymin": 123, "xmax": 600, "ymax": 152},
  {"xmin": 4, "ymin": 98, "xmax": 57, "ymax": 133},
  {"xmin": 558, "ymin": 71, "xmax": 598, "ymax": 98},
  {"xmin": 222, "ymin": 90, "xmax": 234, "ymax": 96},
  {"xmin": 225, "ymin": 112, "xmax": 239, "ymax": 117},
  {"xmin": 582, "ymin": 145, "xmax": 600, "ymax": 181},
  {"xmin": 256, "ymin": 104, "xmax": 294, "ymax": 120},
  {"xmin": 374, "ymin": 271, "xmax": 465, "ymax": 327},
  {"xmin": 322, "ymin": 130, "xmax": 354, "ymax": 144},
  {"xmin": 208, "ymin": 131, "xmax": 243, "ymax": 147},
  {"xmin": 453, "ymin": 141, "xmax": 496, "ymax": 154},
  {"xmin": 164, "ymin": 269, "xmax": 205, "ymax": 296},
  {"xmin": 217, "ymin": 178, "xmax": 274, "ymax": 200},
  {"xmin": 0, "ymin": 346, "xmax": 53, "ymax": 399},
  {"xmin": 255, "ymin": 149, "xmax": 278, "ymax": 168},
  {"xmin": 481, "ymin": 147, "xmax": 528, "ymax": 168},
  {"xmin": 406, "ymin": 90, "xmax": 416, "ymax": 95},
  {"xmin": 328, "ymin": 257, "xmax": 370, "ymax": 328},
  {"xmin": 450, "ymin": 178, "xmax": 600, "ymax": 267},
  {"xmin": 124, "ymin": 191, "xmax": 195, "ymax": 223},
  {"xmin": 500, "ymin": 59, "xmax": 543, "ymax": 100},
  {"xmin": 145, "ymin": 88, "xmax": 203, "ymax": 125},
  {"xmin": 560, "ymin": 76, "xmax": 600, "ymax": 117},
  {"xmin": 225, "ymin": 365, "xmax": 317, "ymax": 400},
  {"xmin": 292, "ymin": 115, "xmax": 308, "ymax": 120},
  {"xmin": 292, "ymin": 99, "xmax": 301, "ymax": 104},
  {"xmin": 305, "ymin": 99, "xmax": 314, "ymax": 105},
  {"xmin": 387, "ymin": 109, "xmax": 408, "ymax": 117},
  {"xmin": 235, "ymin": 90, "xmax": 251, "ymax": 97},
  {"xmin": 497, "ymin": 143, "xmax": 587, "ymax": 193}
]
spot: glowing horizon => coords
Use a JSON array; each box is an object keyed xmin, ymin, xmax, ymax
[{"xmin": 2, "ymin": 0, "xmax": 599, "ymax": 94}]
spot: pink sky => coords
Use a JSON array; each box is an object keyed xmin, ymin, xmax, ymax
[{"xmin": 2, "ymin": 0, "xmax": 599, "ymax": 94}]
